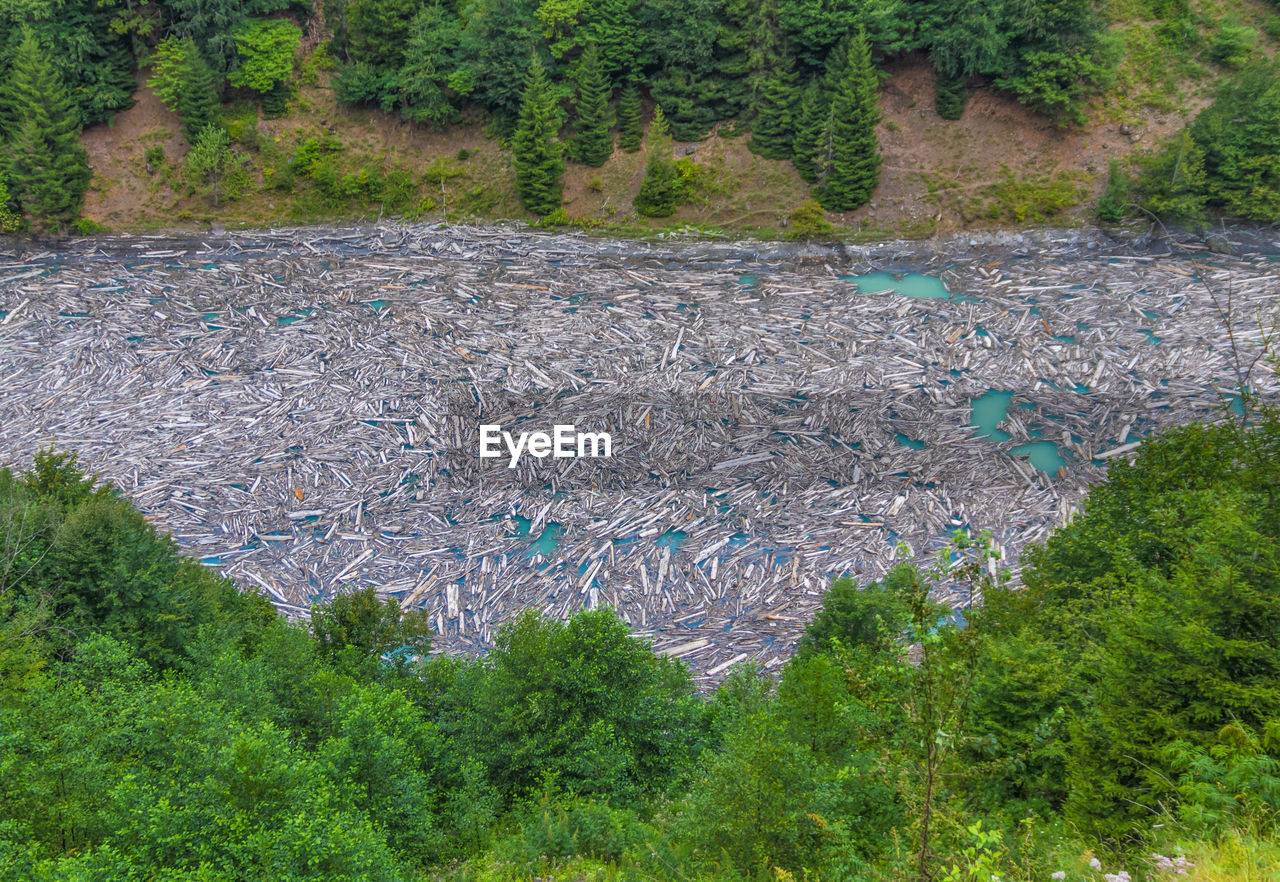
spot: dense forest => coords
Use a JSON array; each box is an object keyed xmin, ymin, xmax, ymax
[
  {"xmin": 0, "ymin": 0, "xmax": 1279, "ymax": 233},
  {"xmin": 2, "ymin": 405, "xmax": 1279, "ymax": 880}
]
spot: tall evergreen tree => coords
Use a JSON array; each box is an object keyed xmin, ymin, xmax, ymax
[
  {"xmin": 572, "ymin": 44, "xmax": 615, "ymax": 167},
  {"xmin": 633, "ymin": 104, "xmax": 682, "ymax": 217},
  {"xmin": 814, "ymin": 31, "xmax": 881, "ymax": 211},
  {"xmin": 176, "ymin": 50, "xmax": 221, "ymax": 145},
  {"xmin": 749, "ymin": 64, "xmax": 798, "ymax": 159},
  {"xmin": 511, "ymin": 55, "xmax": 564, "ymax": 216},
  {"xmin": 618, "ymin": 80, "xmax": 644, "ymax": 152},
  {"xmin": 791, "ymin": 77, "xmax": 826, "ymax": 183},
  {"xmin": 5, "ymin": 30, "xmax": 92, "ymax": 232}
]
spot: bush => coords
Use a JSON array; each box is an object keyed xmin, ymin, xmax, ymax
[
  {"xmin": 786, "ymin": 200, "xmax": 834, "ymax": 239},
  {"xmin": 1095, "ymin": 159, "xmax": 1130, "ymax": 223},
  {"xmin": 144, "ymin": 146, "xmax": 166, "ymax": 173},
  {"xmin": 73, "ymin": 217, "xmax": 106, "ymax": 235},
  {"xmin": 1212, "ymin": 23, "xmax": 1257, "ymax": 68},
  {"xmin": 935, "ymin": 72, "xmax": 967, "ymax": 120}
]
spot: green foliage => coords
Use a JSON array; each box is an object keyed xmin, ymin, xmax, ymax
[
  {"xmin": 571, "ymin": 44, "xmax": 614, "ymax": 167},
  {"xmin": 430, "ymin": 608, "xmax": 708, "ymax": 804},
  {"xmin": 147, "ymin": 36, "xmax": 196, "ymax": 107},
  {"xmin": 227, "ymin": 18, "xmax": 301, "ymax": 97},
  {"xmin": 1212, "ymin": 21, "xmax": 1256, "ymax": 69},
  {"xmin": 511, "ymin": 55, "xmax": 564, "ymax": 216},
  {"xmin": 798, "ymin": 565, "xmax": 914, "ymax": 657},
  {"xmin": 791, "ymin": 77, "xmax": 825, "ymax": 183},
  {"xmin": 1187, "ymin": 62, "xmax": 1280, "ymax": 222},
  {"xmin": 398, "ymin": 5, "xmax": 465, "ymax": 127},
  {"xmin": 634, "ymin": 106, "xmax": 682, "ymax": 217},
  {"xmin": 785, "ymin": 199, "xmax": 833, "ymax": 238},
  {"xmin": 309, "ymin": 585, "xmax": 432, "ymax": 669},
  {"xmin": 178, "ymin": 49, "xmax": 222, "ymax": 143},
  {"xmin": 974, "ymin": 415, "xmax": 1280, "ymax": 841},
  {"xmin": 185, "ymin": 123, "xmax": 245, "ymax": 206},
  {"xmin": 164, "ymin": 0, "xmax": 292, "ymax": 79},
  {"xmin": 0, "ymin": 174, "xmax": 19, "ymax": 233},
  {"xmin": 813, "ymin": 30, "xmax": 882, "ymax": 212},
  {"xmin": 749, "ymin": 65, "xmax": 797, "ymax": 159},
  {"xmin": 0, "ymin": 0, "xmax": 136, "ymax": 127},
  {"xmin": 1096, "ymin": 159, "xmax": 1130, "ymax": 223},
  {"xmin": 4, "ymin": 29, "xmax": 92, "ymax": 232},
  {"xmin": 617, "ymin": 80, "xmax": 643, "ymax": 151},
  {"xmin": 935, "ymin": 70, "xmax": 967, "ymax": 120},
  {"xmin": 979, "ymin": 168, "xmax": 1089, "ymax": 223},
  {"xmin": 347, "ymin": 0, "xmax": 419, "ymax": 68},
  {"xmin": 1136, "ymin": 128, "xmax": 1209, "ymax": 220},
  {"xmin": 149, "ymin": 37, "xmax": 223, "ymax": 141}
]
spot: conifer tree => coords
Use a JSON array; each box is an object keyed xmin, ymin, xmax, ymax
[
  {"xmin": 814, "ymin": 30, "xmax": 882, "ymax": 212},
  {"xmin": 618, "ymin": 80, "xmax": 643, "ymax": 152},
  {"xmin": 177, "ymin": 50, "xmax": 221, "ymax": 145},
  {"xmin": 5, "ymin": 30, "xmax": 92, "ymax": 232},
  {"xmin": 633, "ymin": 104, "xmax": 681, "ymax": 217},
  {"xmin": 791, "ymin": 78, "xmax": 826, "ymax": 184},
  {"xmin": 511, "ymin": 55, "xmax": 564, "ymax": 216},
  {"xmin": 749, "ymin": 65, "xmax": 797, "ymax": 160},
  {"xmin": 571, "ymin": 44, "xmax": 614, "ymax": 167}
]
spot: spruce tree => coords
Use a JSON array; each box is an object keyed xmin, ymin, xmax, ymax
[
  {"xmin": 749, "ymin": 65, "xmax": 797, "ymax": 160},
  {"xmin": 571, "ymin": 44, "xmax": 614, "ymax": 167},
  {"xmin": 618, "ymin": 80, "xmax": 643, "ymax": 152},
  {"xmin": 633, "ymin": 104, "xmax": 681, "ymax": 217},
  {"xmin": 511, "ymin": 55, "xmax": 564, "ymax": 216},
  {"xmin": 791, "ymin": 78, "xmax": 826, "ymax": 184},
  {"xmin": 814, "ymin": 31, "xmax": 882, "ymax": 212},
  {"xmin": 177, "ymin": 50, "xmax": 221, "ymax": 145},
  {"xmin": 5, "ymin": 30, "xmax": 92, "ymax": 232}
]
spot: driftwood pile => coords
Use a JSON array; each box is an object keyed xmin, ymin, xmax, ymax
[{"xmin": 2, "ymin": 224, "xmax": 1277, "ymax": 680}]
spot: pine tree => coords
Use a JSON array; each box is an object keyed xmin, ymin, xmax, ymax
[
  {"xmin": 177, "ymin": 49, "xmax": 221, "ymax": 145},
  {"xmin": 511, "ymin": 55, "xmax": 564, "ymax": 216},
  {"xmin": 814, "ymin": 31, "xmax": 882, "ymax": 212},
  {"xmin": 571, "ymin": 44, "xmax": 614, "ymax": 167},
  {"xmin": 791, "ymin": 78, "xmax": 826, "ymax": 184},
  {"xmin": 618, "ymin": 80, "xmax": 643, "ymax": 152},
  {"xmin": 5, "ymin": 30, "xmax": 92, "ymax": 232},
  {"xmin": 633, "ymin": 104, "xmax": 681, "ymax": 217},
  {"xmin": 749, "ymin": 65, "xmax": 797, "ymax": 160}
]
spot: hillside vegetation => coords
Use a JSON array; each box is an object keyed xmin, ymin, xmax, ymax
[
  {"xmin": 3, "ymin": 406, "xmax": 1280, "ymax": 880},
  {"xmin": 0, "ymin": 0, "xmax": 1278, "ymax": 235}
]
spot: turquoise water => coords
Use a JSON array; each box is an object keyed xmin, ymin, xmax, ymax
[
  {"xmin": 656, "ymin": 528, "xmax": 688, "ymax": 551},
  {"xmin": 738, "ymin": 274, "xmax": 758, "ymax": 287},
  {"xmin": 1011, "ymin": 441, "xmax": 1067, "ymax": 475},
  {"xmin": 1140, "ymin": 329, "xmax": 1163, "ymax": 345},
  {"xmin": 971, "ymin": 391, "xmax": 1014, "ymax": 441},
  {"xmin": 364, "ymin": 299, "xmax": 389, "ymax": 310},
  {"xmin": 527, "ymin": 522, "xmax": 563, "ymax": 556},
  {"xmin": 896, "ymin": 433, "xmax": 927, "ymax": 449},
  {"xmin": 843, "ymin": 272, "xmax": 967, "ymax": 300}
]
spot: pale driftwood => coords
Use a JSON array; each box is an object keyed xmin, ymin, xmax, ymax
[{"xmin": 1, "ymin": 223, "xmax": 1277, "ymax": 680}]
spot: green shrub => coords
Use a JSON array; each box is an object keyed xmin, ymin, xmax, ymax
[
  {"xmin": 785, "ymin": 200, "xmax": 834, "ymax": 239},
  {"xmin": 144, "ymin": 146, "xmax": 166, "ymax": 173},
  {"xmin": 1095, "ymin": 159, "xmax": 1130, "ymax": 223},
  {"xmin": 935, "ymin": 72, "xmax": 967, "ymax": 120},
  {"xmin": 455, "ymin": 148, "xmax": 471, "ymax": 161},
  {"xmin": 1212, "ymin": 22, "xmax": 1257, "ymax": 68},
  {"xmin": 73, "ymin": 217, "xmax": 106, "ymax": 235},
  {"xmin": 537, "ymin": 206, "xmax": 570, "ymax": 226}
]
